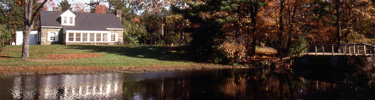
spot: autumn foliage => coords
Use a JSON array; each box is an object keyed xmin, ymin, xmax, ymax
[
  {"xmin": 6, "ymin": 0, "xmax": 375, "ymax": 63},
  {"xmin": 94, "ymin": 4, "xmax": 107, "ymax": 14},
  {"xmin": 171, "ymin": 0, "xmax": 375, "ymax": 63},
  {"xmin": 74, "ymin": 2, "xmax": 88, "ymax": 13}
]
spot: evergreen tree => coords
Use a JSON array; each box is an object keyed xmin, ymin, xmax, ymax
[{"xmin": 58, "ymin": 0, "xmax": 71, "ymax": 11}]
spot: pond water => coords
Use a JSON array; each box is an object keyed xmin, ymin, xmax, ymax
[{"xmin": 0, "ymin": 68, "xmax": 375, "ymax": 100}]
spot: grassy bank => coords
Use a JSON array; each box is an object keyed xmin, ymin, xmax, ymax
[{"xmin": 0, "ymin": 45, "xmax": 229, "ymax": 76}]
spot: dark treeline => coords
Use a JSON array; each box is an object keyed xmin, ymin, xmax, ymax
[
  {"xmin": 172, "ymin": 0, "xmax": 375, "ymax": 64},
  {"xmin": 1, "ymin": 0, "xmax": 375, "ymax": 63}
]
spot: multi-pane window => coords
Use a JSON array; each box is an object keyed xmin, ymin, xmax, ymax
[
  {"xmin": 67, "ymin": 32, "xmax": 117, "ymax": 42},
  {"xmin": 61, "ymin": 16, "xmax": 75, "ymax": 25},
  {"xmin": 96, "ymin": 33, "xmax": 102, "ymax": 42},
  {"xmin": 103, "ymin": 33, "xmax": 107, "ymax": 42},
  {"xmin": 48, "ymin": 31, "xmax": 58, "ymax": 41},
  {"xmin": 90, "ymin": 33, "xmax": 95, "ymax": 41},
  {"xmin": 69, "ymin": 17, "xmax": 73, "ymax": 24},
  {"xmin": 69, "ymin": 33, "xmax": 74, "ymax": 41},
  {"xmin": 63, "ymin": 16, "xmax": 67, "ymax": 24},
  {"xmin": 76, "ymin": 33, "xmax": 81, "ymax": 41},
  {"xmin": 111, "ymin": 34, "xmax": 116, "ymax": 41},
  {"xmin": 82, "ymin": 33, "xmax": 88, "ymax": 41}
]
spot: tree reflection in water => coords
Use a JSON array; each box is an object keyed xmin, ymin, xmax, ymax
[
  {"xmin": 218, "ymin": 67, "xmax": 308, "ymax": 100},
  {"xmin": 11, "ymin": 73, "xmax": 123, "ymax": 99},
  {"xmin": 2, "ymin": 67, "xmax": 375, "ymax": 99},
  {"xmin": 120, "ymin": 68, "xmax": 310, "ymax": 100}
]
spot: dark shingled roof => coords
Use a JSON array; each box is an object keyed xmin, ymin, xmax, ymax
[{"xmin": 40, "ymin": 11, "xmax": 123, "ymax": 31}]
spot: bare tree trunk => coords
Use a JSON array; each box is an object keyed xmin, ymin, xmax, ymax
[
  {"xmin": 22, "ymin": 27, "xmax": 31, "ymax": 58},
  {"xmin": 22, "ymin": 0, "xmax": 47, "ymax": 59},
  {"xmin": 285, "ymin": 1, "xmax": 297, "ymax": 55},
  {"xmin": 180, "ymin": 22, "xmax": 185, "ymax": 45},
  {"xmin": 22, "ymin": 0, "xmax": 33, "ymax": 59},
  {"xmin": 336, "ymin": 0, "xmax": 341, "ymax": 44},
  {"xmin": 108, "ymin": 1, "xmax": 112, "ymax": 13},
  {"xmin": 278, "ymin": 0, "xmax": 285, "ymax": 58},
  {"xmin": 248, "ymin": 1, "xmax": 259, "ymax": 56}
]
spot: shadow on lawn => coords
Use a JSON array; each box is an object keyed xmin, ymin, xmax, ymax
[
  {"xmin": 67, "ymin": 45, "xmax": 195, "ymax": 62},
  {"xmin": 0, "ymin": 56, "xmax": 17, "ymax": 58}
]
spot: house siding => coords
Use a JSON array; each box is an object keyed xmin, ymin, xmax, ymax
[{"xmin": 40, "ymin": 28, "xmax": 63, "ymax": 45}]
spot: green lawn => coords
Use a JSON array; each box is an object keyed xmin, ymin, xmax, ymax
[{"xmin": 0, "ymin": 45, "xmax": 198, "ymax": 67}]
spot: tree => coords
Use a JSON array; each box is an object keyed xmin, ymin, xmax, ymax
[
  {"xmin": 107, "ymin": 0, "xmax": 123, "ymax": 13},
  {"xmin": 334, "ymin": 0, "xmax": 342, "ymax": 44},
  {"xmin": 87, "ymin": 0, "xmax": 99, "ymax": 13},
  {"xmin": 244, "ymin": 0, "xmax": 270, "ymax": 56},
  {"xmin": 74, "ymin": 2, "xmax": 88, "ymax": 13},
  {"xmin": 40, "ymin": 0, "xmax": 54, "ymax": 11},
  {"xmin": 21, "ymin": 0, "xmax": 47, "ymax": 59},
  {"xmin": 94, "ymin": 4, "xmax": 107, "ymax": 14},
  {"xmin": 0, "ymin": 0, "xmax": 24, "ymax": 45},
  {"xmin": 58, "ymin": 0, "xmax": 71, "ymax": 11},
  {"xmin": 277, "ymin": 0, "xmax": 285, "ymax": 58}
]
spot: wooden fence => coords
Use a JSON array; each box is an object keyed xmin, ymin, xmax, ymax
[{"xmin": 305, "ymin": 43, "xmax": 375, "ymax": 56}]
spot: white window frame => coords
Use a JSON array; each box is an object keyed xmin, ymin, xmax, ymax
[
  {"xmin": 66, "ymin": 30, "xmax": 115, "ymax": 42},
  {"xmin": 47, "ymin": 31, "xmax": 59, "ymax": 41},
  {"xmin": 69, "ymin": 17, "xmax": 74, "ymax": 24},
  {"xmin": 103, "ymin": 33, "xmax": 108, "ymax": 42},
  {"xmin": 68, "ymin": 32, "xmax": 74, "ymax": 42},
  {"xmin": 82, "ymin": 33, "xmax": 88, "ymax": 42},
  {"xmin": 75, "ymin": 32, "xmax": 82, "ymax": 42},
  {"xmin": 61, "ymin": 16, "xmax": 75, "ymax": 26},
  {"xmin": 63, "ymin": 16, "xmax": 67, "ymax": 24},
  {"xmin": 96, "ymin": 33, "xmax": 102, "ymax": 42},
  {"xmin": 110, "ymin": 33, "xmax": 118, "ymax": 42}
]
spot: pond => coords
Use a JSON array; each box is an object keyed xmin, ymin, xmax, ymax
[{"xmin": 0, "ymin": 68, "xmax": 374, "ymax": 100}]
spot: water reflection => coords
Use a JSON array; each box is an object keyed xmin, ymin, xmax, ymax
[
  {"xmin": 1, "ymin": 68, "xmax": 375, "ymax": 99},
  {"xmin": 216, "ymin": 68, "xmax": 308, "ymax": 100},
  {"xmin": 11, "ymin": 73, "xmax": 122, "ymax": 99}
]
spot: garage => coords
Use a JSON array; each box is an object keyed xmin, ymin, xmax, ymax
[{"xmin": 15, "ymin": 31, "xmax": 38, "ymax": 45}]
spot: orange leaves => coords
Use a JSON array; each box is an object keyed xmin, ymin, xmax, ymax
[
  {"xmin": 94, "ymin": 4, "xmax": 107, "ymax": 14},
  {"xmin": 45, "ymin": 53, "xmax": 103, "ymax": 59},
  {"xmin": 16, "ymin": 0, "xmax": 24, "ymax": 6},
  {"xmin": 218, "ymin": 41, "xmax": 247, "ymax": 62},
  {"xmin": 132, "ymin": 17, "xmax": 141, "ymax": 24}
]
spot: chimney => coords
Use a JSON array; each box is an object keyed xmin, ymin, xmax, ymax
[
  {"xmin": 116, "ymin": 10, "xmax": 122, "ymax": 20},
  {"xmin": 53, "ymin": 7, "xmax": 62, "ymax": 11}
]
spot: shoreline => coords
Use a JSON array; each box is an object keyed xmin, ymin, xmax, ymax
[{"xmin": 0, "ymin": 64, "xmax": 237, "ymax": 77}]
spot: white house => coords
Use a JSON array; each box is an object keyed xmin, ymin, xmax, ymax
[{"xmin": 39, "ymin": 9, "xmax": 124, "ymax": 45}]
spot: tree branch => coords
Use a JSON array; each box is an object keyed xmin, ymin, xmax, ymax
[
  {"xmin": 30, "ymin": 0, "xmax": 47, "ymax": 26},
  {"xmin": 24, "ymin": 0, "xmax": 29, "ymax": 26},
  {"xmin": 28, "ymin": 0, "xmax": 32, "ymax": 25}
]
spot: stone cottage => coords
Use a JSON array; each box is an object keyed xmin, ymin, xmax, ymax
[{"xmin": 39, "ymin": 8, "xmax": 123, "ymax": 45}]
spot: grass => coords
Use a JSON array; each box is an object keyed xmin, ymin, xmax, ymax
[
  {"xmin": 0, "ymin": 45, "xmax": 232, "ymax": 76},
  {"xmin": 0, "ymin": 45, "xmax": 199, "ymax": 66}
]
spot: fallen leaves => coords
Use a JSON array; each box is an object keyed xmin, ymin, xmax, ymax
[
  {"xmin": 0, "ymin": 64, "xmax": 233, "ymax": 77},
  {"xmin": 45, "ymin": 53, "xmax": 103, "ymax": 59}
]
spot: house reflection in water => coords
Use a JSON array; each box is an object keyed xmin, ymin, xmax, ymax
[{"xmin": 11, "ymin": 73, "xmax": 123, "ymax": 99}]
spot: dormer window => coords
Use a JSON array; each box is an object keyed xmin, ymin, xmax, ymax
[
  {"xmin": 69, "ymin": 17, "xmax": 73, "ymax": 24},
  {"xmin": 60, "ymin": 10, "xmax": 76, "ymax": 26},
  {"xmin": 63, "ymin": 16, "xmax": 67, "ymax": 24}
]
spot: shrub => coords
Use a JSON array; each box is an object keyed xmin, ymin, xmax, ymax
[
  {"xmin": 288, "ymin": 35, "xmax": 308, "ymax": 56},
  {"xmin": 218, "ymin": 41, "xmax": 247, "ymax": 64}
]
